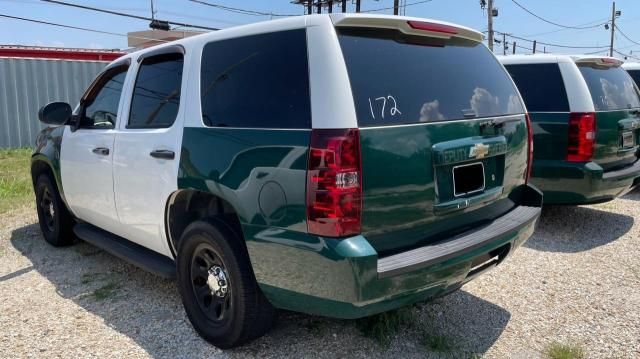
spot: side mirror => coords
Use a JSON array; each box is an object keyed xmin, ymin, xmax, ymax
[{"xmin": 38, "ymin": 102, "xmax": 72, "ymax": 125}]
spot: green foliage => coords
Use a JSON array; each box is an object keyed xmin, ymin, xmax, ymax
[
  {"xmin": 355, "ymin": 307, "xmax": 413, "ymax": 347},
  {"xmin": 547, "ymin": 342, "xmax": 585, "ymax": 359},
  {"xmin": 423, "ymin": 333, "xmax": 458, "ymax": 353},
  {"xmin": 92, "ymin": 281, "xmax": 120, "ymax": 301},
  {"xmin": 0, "ymin": 148, "xmax": 34, "ymax": 214}
]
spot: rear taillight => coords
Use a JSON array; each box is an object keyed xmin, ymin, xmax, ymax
[
  {"xmin": 407, "ymin": 21, "xmax": 459, "ymax": 35},
  {"xmin": 306, "ymin": 129, "xmax": 362, "ymax": 238},
  {"xmin": 566, "ymin": 112, "xmax": 596, "ymax": 162},
  {"xmin": 525, "ymin": 113, "xmax": 534, "ymax": 182}
]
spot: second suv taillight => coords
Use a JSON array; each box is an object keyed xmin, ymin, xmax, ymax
[
  {"xmin": 306, "ymin": 129, "xmax": 362, "ymax": 238},
  {"xmin": 525, "ymin": 113, "xmax": 534, "ymax": 182},
  {"xmin": 566, "ymin": 112, "xmax": 596, "ymax": 162}
]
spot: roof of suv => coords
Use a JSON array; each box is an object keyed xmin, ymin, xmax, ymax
[
  {"xmin": 622, "ymin": 62, "xmax": 640, "ymax": 71},
  {"xmin": 119, "ymin": 14, "xmax": 484, "ymax": 63},
  {"xmin": 498, "ymin": 54, "xmax": 622, "ymax": 67}
]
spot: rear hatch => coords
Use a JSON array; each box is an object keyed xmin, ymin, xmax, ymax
[
  {"xmin": 335, "ymin": 17, "xmax": 529, "ymax": 255},
  {"xmin": 576, "ymin": 58, "xmax": 640, "ymax": 171}
]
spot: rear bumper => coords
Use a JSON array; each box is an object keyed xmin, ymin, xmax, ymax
[
  {"xmin": 245, "ymin": 184, "xmax": 542, "ymax": 319},
  {"xmin": 531, "ymin": 159, "xmax": 640, "ymax": 205}
]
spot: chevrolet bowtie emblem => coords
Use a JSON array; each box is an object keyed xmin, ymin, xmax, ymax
[{"xmin": 469, "ymin": 143, "xmax": 490, "ymax": 159}]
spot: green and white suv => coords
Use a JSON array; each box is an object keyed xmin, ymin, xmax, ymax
[
  {"xmin": 501, "ymin": 54, "xmax": 640, "ymax": 204},
  {"xmin": 31, "ymin": 14, "xmax": 542, "ymax": 348}
]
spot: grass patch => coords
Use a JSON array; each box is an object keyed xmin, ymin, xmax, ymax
[
  {"xmin": 0, "ymin": 148, "xmax": 34, "ymax": 214},
  {"xmin": 92, "ymin": 281, "xmax": 120, "ymax": 301},
  {"xmin": 355, "ymin": 307, "xmax": 413, "ymax": 347},
  {"xmin": 547, "ymin": 342, "xmax": 585, "ymax": 359},
  {"xmin": 423, "ymin": 333, "xmax": 458, "ymax": 353}
]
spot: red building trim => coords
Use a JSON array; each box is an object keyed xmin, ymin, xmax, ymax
[{"xmin": 0, "ymin": 46, "xmax": 124, "ymax": 62}]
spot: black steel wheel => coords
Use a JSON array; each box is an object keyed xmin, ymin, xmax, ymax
[
  {"xmin": 34, "ymin": 174, "xmax": 75, "ymax": 246},
  {"xmin": 190, "ymin": 243, "xmax": 232, "ymax": 323},
  {"xmin": 176, "ymin": 218, "xmax": 274, "ymax": 349}
]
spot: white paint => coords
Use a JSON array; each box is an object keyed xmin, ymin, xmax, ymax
[
  {"xmin": 109, "ymin": 50, "xmax": 187, "ymax": 257},
  {"xmin": 60, "ymin": 123, "xmax": 119, "ymax": 230},
  {"xmin": 498, "ymin": 54, "xmax": 596, "ymax": 113}
]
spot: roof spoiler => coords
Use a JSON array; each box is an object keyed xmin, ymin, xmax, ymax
[
  {"xmin": 573, "ymin": 56, "xmax": 623, "ymax": 67},
  {"xmin": 330, "ymin": 13, "xmax": 483, "ymax": 43}
]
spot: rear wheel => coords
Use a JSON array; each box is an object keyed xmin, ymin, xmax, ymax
[
  {"xmin": 176, "ymin": 219, "xmax": 274, "ymax": 348},
  {"xmin": 34, "ymin": 174, "xmax": 75, "ymax": 246}
]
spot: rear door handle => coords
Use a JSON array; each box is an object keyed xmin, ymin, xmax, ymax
[
  {"xmin": 92, "ymin": 147, "xmax": 110, "ymax": 156},
  {"xmin": 150, "ymin": 149, "xmax": 175, "ymax": 160}
]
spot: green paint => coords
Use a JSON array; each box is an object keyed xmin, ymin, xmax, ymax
[
  {"xmin": 529, "ymin": 111, "xmax": 640, "ymax": 204},
  {"xmin": 31, "ymin": 126, "xmax": 67, "ymax": 204},
  {"xmin": 179, "ymin": 127, "xmax": 311, "ymax": 230},
  {"xmin": 359, "ymin": 118, "xmax": 528, "ymax": 254},
  {"xmin": 178, "ymin": 126, "xmax": 540, "ymax": 318}
]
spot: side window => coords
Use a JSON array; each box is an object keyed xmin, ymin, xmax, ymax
[
  {"xmin": 128, "ymin": 53, "xmax": 184, "ymax": 128},
  {"xmin": 81, "ymin": 66, "xmax": 128, "ymax": 129},
  {"xmin": 628, "ymin": 70, "xmax": 640, "ymax": 88},
  {"xmin": 505, "ymin": 63, "xmax": 570, "ymax": 112},
  {"xmin": 200, "ymin": 29, "xmax": 311, "ymax": 128}
]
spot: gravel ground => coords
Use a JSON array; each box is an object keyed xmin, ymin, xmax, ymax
[{"xmin": 1, "ymin": 190, "xmax": 639, "ymax": 359}]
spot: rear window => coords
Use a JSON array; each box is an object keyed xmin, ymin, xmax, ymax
[
  {"xmin": 505, "ymin": 63, "xmax": 570, "ymax": 112},
  {"xmin": 578, "ymin": 64, "xmax": 640, "ymax": 111},
  {"xmin": 625, "ymin": 69, "xmax": 640, "ymax": 89},
  {"xmin": 200, "ymin": 29, "xmax": 310, "ymax": 129},
  {"xmin": 337, "ymin": 28, "xmax": 524, "ymax": 127}
]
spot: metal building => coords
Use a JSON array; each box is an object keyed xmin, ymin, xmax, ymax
[{"xmin": 0, "ymin": 46, "xmax": 123, "ymax": 148}]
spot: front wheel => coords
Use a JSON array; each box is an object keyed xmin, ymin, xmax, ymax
[
  {"xmin": 176, "ymin": 219, "xmax": 274, "ymax": 348},
  {"xmin": 34, "ymin": 174, "xmax": 75, "ymax": 246}
]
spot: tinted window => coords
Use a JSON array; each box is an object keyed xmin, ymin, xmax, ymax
[
  {"xmin": 625, "ymin": 69, "xmax": 640, "ymax": 89},
  {"xmin": 578, "ymin": 65, "xmax": 640, "ymax": 111},
  {"xmin": 128, "ymin": 53, "xmax": 183, "ymax": 128},
  {"xmin": 200, "ymin": 30, "xmax": 310, "ymax": 128},
  {"xmin": 337, "ymin": 28, "xmax": 524, "ymax": 127},
  {"xmin": 82, "ymin": 67, "xmax": 127, "ymax": 128},
  {"xmin": 505, "ymin": 63, "xmax": 570, "ymax": 112}
]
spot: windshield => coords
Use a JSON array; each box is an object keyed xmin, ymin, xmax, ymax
[
  {"xmin": 578, "ymin": 64, "xmax": 640, "ymax": 111},
  {"xmin": 337, "ymin": 28, "xmax": 525, "ymax": 127}
]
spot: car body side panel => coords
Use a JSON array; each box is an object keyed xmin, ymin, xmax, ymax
[
  {"xmin": 32, "ymin": 125, "xmax": 69, "ymax": 206},
  {"xmin": 178, "ymin": 127, "xmax": 310, "ymax": 231}
]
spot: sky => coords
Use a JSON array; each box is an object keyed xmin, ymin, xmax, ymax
[{"xmin": 2, "ymin": 0, "xmax": 640, "ymax": 59}]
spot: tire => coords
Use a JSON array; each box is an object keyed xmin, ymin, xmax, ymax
[
  {"xmin": 34, "ymin": 174, "xmax": 75, "ymax": 246},
  {"xmin": 176, "ymin": 218, "xmax": 274, "ymax": 348}
]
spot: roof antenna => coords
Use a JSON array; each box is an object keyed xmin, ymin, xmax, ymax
[{"xmin": 150, "ymin": 0, "xmax": 156, "ymax": 20}]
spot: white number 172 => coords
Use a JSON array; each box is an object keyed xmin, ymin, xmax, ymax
[{"xmin": 368, "ymin": 95, "xmax": 402, "ymax": 120}]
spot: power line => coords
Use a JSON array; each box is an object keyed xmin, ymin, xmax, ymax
[
  {"xmin": 510, "ymin": 0, "xmax": 607, "ymax": 30},
  {"xmin": 188, "ymin": 0, "xmax": 299, "ymax": 17},
  {"xmin": 0, "ymin": 13, "xmax": 170, "ymax": 44},
  {"xmin": 361, "ymin": 0, "xmax": 434, "ymax": 13},
  {"xmin": 615, "ymin": 24, "xmax": 640, "ymax": 47},
  {"xmin": 522, "ymin": 18, "xmax": 609, "ymax": 38},
  {"xmin": 40, "ymin": 0, "xmax": 219, "ymax": 31},
  {"xmin": 497, "ymin": 31, "xmax": 610, "ymax": 50}
]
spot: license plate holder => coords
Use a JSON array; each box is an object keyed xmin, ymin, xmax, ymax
[
  {"xmin": 453, "ymin": 162, "xmax": 485, "ymax": 197},
  {"xmin": 622, "ymin": 131, "xmax": 635, "ymax": 148}
]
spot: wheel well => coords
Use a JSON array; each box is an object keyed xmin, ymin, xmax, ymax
[
  {"xmin": 166, "ymin": 190, "xmax": 243, "ymax": 255},
  {"xmin": 31, "ymin": 159, "xmax": 54, "ymax": 185}
]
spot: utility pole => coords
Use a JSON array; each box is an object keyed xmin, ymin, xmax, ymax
[
  {"xmin": 394, "ymin": 0, "xmax": 400, "ymax": 15},
  {"xmin": 342, "ymin": 0, "xmax": 346, "ymax": 13},
  {"xmin": 487, "ymin": 0, "xmax": 495, "ymax": 51},
  {"xmin": 328, "ymin": 1, "xmax": 333, "ymax": 13},
  {"xmin": 503, "ymin": 33, "xmax": 506, "ymax": 55},
  {"xmin": 355, "ymin": 0, "xmax": 361, "ymax": 13},
  {"xmin": 533, "ymin": 40, "xmax": 537, "ymax": 54},
  {"xmin": 513, "ymin": 41, "xmax": 516, "ymax": 55},
  {"xmin": 307, "ymin": 0, "xmax": 312, "ymax": 15},
  {"xmin": 609, "ymin": 1, "xmax": 617, "ymax": 57}
]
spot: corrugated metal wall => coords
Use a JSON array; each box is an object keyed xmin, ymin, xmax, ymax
[{"xmin": 0, "ymin": 58, "xmax": 107, "ymax": 148}]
